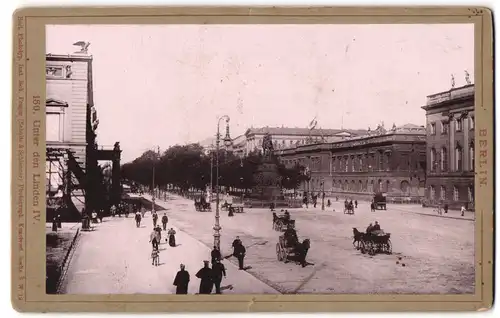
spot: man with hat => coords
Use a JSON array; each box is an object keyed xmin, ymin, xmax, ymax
[
  {"xmin": 195, "ymin": 260, "xmax": 214, "ymax": 294},
  {"xmin": 211, "ymin": 259, "xmax": 227, "ymax": 294},
  {"xmin": 173, "ymin": 264, "xmax": 190, "ymax": 294}
]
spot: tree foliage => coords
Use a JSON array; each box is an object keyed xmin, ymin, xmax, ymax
[{"xmin": 121, "ymin": 144, "xmax": 305, "ymax": 191}]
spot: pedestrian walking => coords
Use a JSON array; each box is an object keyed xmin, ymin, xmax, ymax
[
  {"xmin": 211, "ymin": 260, "xmax": 227, "ymax": 294},
  {"xmin": 196, "ymin": 261, "xmax": 214, "ymax": 294},
  {"xmin": 444, "ymin": 203, "xmax": 449, "ymax": 214},
  {"xmin": 232, "ymin": 237, "xmax": 246, "ymax": 270},
  {"xmin": 135, "ymin": 211, "xmax": 142, "ymax": 227},
  {"xmin": 152, "ymin": 211, "xmax": 158, "ymax": 227},
  {"xmin": 173, "ymin": 264, "xmax": 190, "ymax": 294},
  {"xmin": 151, "ymin": 247, "xmax": 159, "ymax": 266},
  {"xmin": 110, "ymin": 204, "xmax": 116, "ymax": 217},
  {"xmin": 211, "ymin": 246, "xmax": 221, "ymax": 264},
  {"xmin": 150, "ymin": 228, "xmax": 159, "ymax": 250},
  {"xmin": 162, "ymin": 213, "xmax": 169, "ymax": 230},
  {"xmin": 461, "ymin": 205, "xmax": 466, "ymax": 216},
  {"xmin": 355, "ymin": 200, "xmax": 358, "ymax": 209},
  {"xmin": 167, "ymin": 227, "xmax": 176, "ymax": 247},
  {"xmin": 155, "ymin": 225, "xmax": 163, "ymax": 242}
]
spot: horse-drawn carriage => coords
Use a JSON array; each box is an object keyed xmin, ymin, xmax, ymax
[
  {"xmin": 273, "ymin": 212, "xmax": 295, "ymax": 231},
  {"xmin": 194, "ymin": 198, "xmax": 211, "ymax": 212},
  {"xmin": 276, "ymin": 233, "xmax": 311, "ymax": 265},
  {"xmin": 344, "ymin": 201, "xmax": 355, "ymax": 214},
  {"xmin": 352, "ymin": 228, "xmax": 392, "ymax": 255}
]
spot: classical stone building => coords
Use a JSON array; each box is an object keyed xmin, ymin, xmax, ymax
[
  {"xmin": 421, "ymin": 84, "xmax": 475, "ymax": 210},
  {"xmin": 275, "ymin": 124, "xmax": 427, "ymax": 201},
  {"xmin": 244, "ymin": 127, "xmax": 368, "ymax": 155}
]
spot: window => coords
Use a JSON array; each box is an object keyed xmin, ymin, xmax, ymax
[
  {"xmin": 441, "ymin": 121, "xmax": 448, "ymax": 134},
  {"xmin": 430, "ymin": 122, "xmax": 436, "ymax": 135},
  {"xmin": 440, "ymin": 186, "xmax": 446, "ymax": 200},
  {"xmin": 453, "ymin": 186, "xmax": 459, "ymax": 201},
  {"xmin": 46, "ymin": 113, "xmax": 62, "ymax": 141},
  {"xmin": 468, "ymin": 185, "xmax": 474, "ymax": 202},
  {"xmin": 378, "ymin": 152, "xmax": 383, "ymax": 171},
  {"xmin": 430, "ymin": 186, "xmax": 436, "ymax": 200},
  {"xmin": 345, "ymin": 157, "xmax": 348, "ymax": 172},
  {"xmin": 455, "ymin": 147, "xmax": 463, "ymax": 171},
  {"xmin": 469, "ymin": 116, "xmax": 475, "ymax": 130},
  {"xmin": 331, "ymin": 157, "xmax": 336, "ymax": 173},
  {"xmin": 430, "ymin": 148, "xmax": 437, "ymax": 171},
  {"xmin": 469, "ymin": 143, "xmax": 474, "ymax": 171},
  {"xmin": 440, "ymin": 147, "xmax": 448, "ymax": 171},
  {"xmin": 456, "ymin": 118, "xmax": 463, "ymax": 131},
  {"xmin": 359, "ymin": 180, "xmax": 363, "ymax": 192},
  {"xmin": 359, "ymin": 156, "xmax": 363, "ymax": 172},
  {"xmin": 46, "ymin": 65, "xmax": 64, "ymax": 78},
  {"xmin": 386, "ymin": 152, "xmax": 392, "ymax": 171}
]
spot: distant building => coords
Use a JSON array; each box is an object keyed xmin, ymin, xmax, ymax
[
  {"xmin": 244, "ymin": 127, "xmax": 369, "ymax": 155},
  {"xmin": 421, "ymin": 84, "xmax": 475, "ymax": 210},
  {"xmin": 275, "ymin": 124, "xmax": 427, "ymax": 201},
  {"xmin": 198, "ymin": 126, "xmax": 369, "ymax": 157}
]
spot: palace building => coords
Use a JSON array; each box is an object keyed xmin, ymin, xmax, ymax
[
  {"xmin": 275, "ymin": 124, "xmax": 427, "ymax": 201},
  {"xmin": 421, "ymin": 84, "xmax": 475, "ymax": 210}
]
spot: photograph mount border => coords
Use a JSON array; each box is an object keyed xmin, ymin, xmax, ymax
[{"xmin": 11, "ymin": 6, "xmax": 494, "ymax": 313}]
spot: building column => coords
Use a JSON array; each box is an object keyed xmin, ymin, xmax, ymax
[
  {"xmin": 449, "ymin": 115, "xmax": 456, "ymax": 171},
  {"xmin": 462, "ymin": 112, "xmax": 470, "ymax": 171}
]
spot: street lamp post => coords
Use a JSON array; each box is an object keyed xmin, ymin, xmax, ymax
[
  {"xmin": 214, "ymin": 115, "xmax": 232, "ymax": 250},
  {"xmin": 151, "ymin": 146, "xmax": 160, "ymax": 212},
  {"xmin": 321, "ymin": 177, "xmax": 325, "ymax": 211}
]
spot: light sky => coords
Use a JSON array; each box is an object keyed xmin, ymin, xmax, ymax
[{"xmin": 46, "ymin": 24, "xmax": 474, "ymax": 163}]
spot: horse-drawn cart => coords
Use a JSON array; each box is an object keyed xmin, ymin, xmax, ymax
[
  {"xmin": 194, "ymin": 199, "xmax": 211, "ymax": 212},
  {"xmin": 358, "ymin": 230, "xmax": 392, "ymax": 255},
  {"xmin": 276, "ymin": 234, "xmax": 310, "ymax": 264},
  {"xmin": 273, "ymin": 215, "xmax": 295, "ymax": 231}
]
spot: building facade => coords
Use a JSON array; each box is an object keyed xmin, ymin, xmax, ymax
[
  {"xmin": 275, "ymin": 124, "xmax": 427, "ymax": 201},
  {"xmin": 244, "ymin": 127, "xmax": 369, "ymax": 155},
  {"xmin": 421, "ymin": 84, "xmax": 475, "ymax": 210},
  {"xmin": 45, "ymin": 52, "xmax": 121, "ymax": 220}
]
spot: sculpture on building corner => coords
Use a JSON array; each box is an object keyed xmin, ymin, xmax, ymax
[
  {"xmin": 451, "ymin": 74, "xmax": 456, "ymax": 88},
  {"xmin": 73, "ymin": 41, "xmax": 91, "ymax": 54},
  {"xmin": 65, "ymin": 65, "xmax": 73, "ymax": 78},
  {"xmin": 464, "ymin": 70, "xmax": 471, "ymax": 85}
]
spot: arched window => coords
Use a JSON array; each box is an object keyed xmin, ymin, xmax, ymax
[
  {"xmin": 430, "ymin": 185, "xmax": 436, "ymax": 200},
  {"xmin": 440, "ymin": 186, "xmax": 446, "ymax": 200},
  {"xmin": 441, "ymin": 147, "xmax": 448, "ymax": 171},
  {"xmin": 469, "ymin": 140, "xmax": 474, "ymax": 171},
  {"xmin": 400, "ymin": 180, "xmax": 410, "ymax": 194},
  {"xmin": 468, "ymin": 185, "xmax": 474, "ymax": 202},
  {"xmin": 453, "ymin": 186, "xmax": 459, "ymax": 201},
  {"xmin": 455, "ymin": 146, "xmax": 463, "ymax": 171},
  {"xmin": 359, "ymin": 180, "xmax": 363, "ymax": 192},
  {"xmin": 430, "ymin": 148, "xmax": 437, "ymax": 171}
]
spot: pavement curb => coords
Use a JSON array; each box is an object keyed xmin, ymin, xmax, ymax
[
  {"xmin": 144, "ymin": 194, "xmax": 284, "ymax": 294},
  {"xmin": 55, "ymin": 227, "xmax": 81, "ymax": 294}
]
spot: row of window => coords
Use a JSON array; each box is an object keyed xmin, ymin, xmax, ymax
[
  {"xmin": 307, "ymin": 178, "xmax": 418, "ymax": 194},
  {"xmin": 430, "ymin": 116, "xmax": 474, "ymax": 135},
  {"xmin": 429, "ymin": 184, "xmax": 474, "ymax": 202},
  {"xmin": 283, "ymin": 153, "xmax": 422, "ymax": 173},
  {"xmin": 429, "ymin": 144, "xmax": 474, "ymax": 172}
]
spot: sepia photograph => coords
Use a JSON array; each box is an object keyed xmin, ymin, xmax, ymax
[{"xmin": 44, "ymin": 23, "xmax": 476, "ymax": 296}]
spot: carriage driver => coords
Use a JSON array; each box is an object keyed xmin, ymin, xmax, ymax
[
  {"xmin": 283, "ymin": 210, "xmax": 290, "ymax": 221},
  {"xmin": 284, "ymin": 224, "xmax": 298, "ymax": 246}
]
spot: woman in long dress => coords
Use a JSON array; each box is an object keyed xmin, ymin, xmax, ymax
[{"xmin": 168, "ymin": 228, "xmax": 177, "ymax": 247}]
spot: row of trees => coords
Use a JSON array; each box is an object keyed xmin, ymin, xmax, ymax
[{"xmin": 121, "ymin": 143, "xmax": 307, "ymax": 192}]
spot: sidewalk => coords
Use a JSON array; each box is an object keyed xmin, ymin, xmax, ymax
[{"xmin": 61, "ymin": 203, "xmax": 278, "ymax": 295}]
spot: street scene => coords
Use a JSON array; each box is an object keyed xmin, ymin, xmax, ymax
[{"xmin": 45, "ymin": 23, "xmax": 475, "ymax": 295}]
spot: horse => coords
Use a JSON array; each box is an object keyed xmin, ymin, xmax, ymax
[
  {"xmin": 352, "ymin": 228, "xmax": 365, "ymax": 249},
  {"xmin": 286, "ymin": 238, "xmax": 312, "ymax": 267}
]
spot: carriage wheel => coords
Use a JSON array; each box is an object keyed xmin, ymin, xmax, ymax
[
  {"xmin": 386, "ymin": 239, "xmax": 393, "ymax": 254},
  {"xmin": 368, "ymin": 242, "xmax": 376, "ymax": 256},
  {"xmin": 276, "ymin": 243, "xmax": 283, "ymax": 261},
  {"xmin": 283, "ymin": 248, "xmax": 289, "ymax": 262}
]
